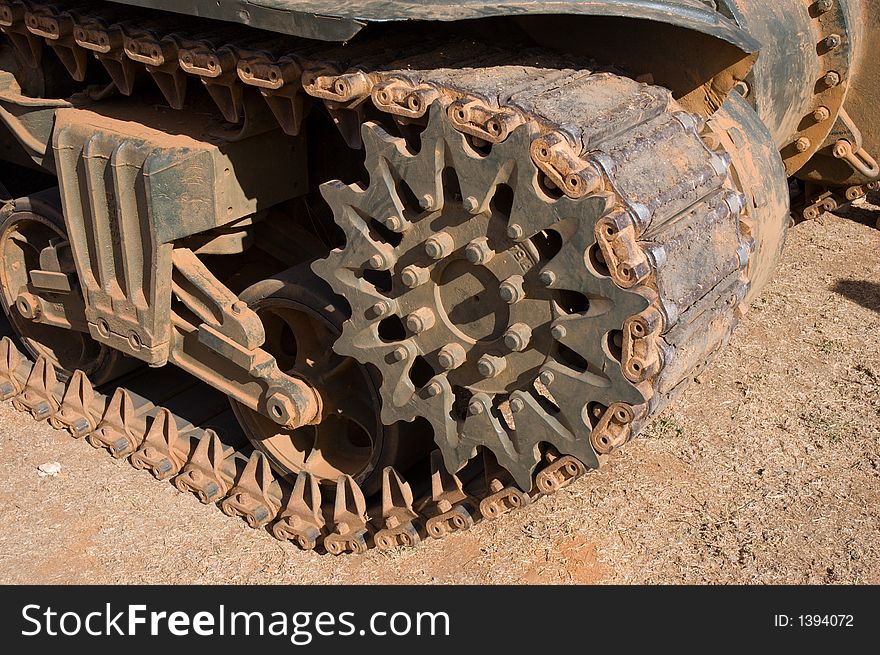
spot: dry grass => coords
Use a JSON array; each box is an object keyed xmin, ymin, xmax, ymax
[{"xmin": 0, "ymin": 199, "xmax": 877, "ymax": 585}]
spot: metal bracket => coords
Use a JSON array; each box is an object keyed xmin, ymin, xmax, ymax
[{"xmin": 169, "ymin": 248, "xmax": 321, "ymax": 430}]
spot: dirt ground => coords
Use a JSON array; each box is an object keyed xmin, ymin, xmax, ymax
[{"xmin": 0, "ymin": 198, "xmax": 877, "ymax": 585}]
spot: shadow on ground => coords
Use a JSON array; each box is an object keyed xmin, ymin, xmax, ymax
[{"xmin": 833, "ymin": 279, "xmax": 880, "ymax": 313}]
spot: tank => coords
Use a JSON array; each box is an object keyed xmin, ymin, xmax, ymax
[{"xmin": 0, "ymin": 0, "xmax": 876, "ymax": 553}]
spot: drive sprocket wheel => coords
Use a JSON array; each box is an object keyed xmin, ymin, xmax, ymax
[{"xmin": 313, "ymin": 106, "xmax": 652, "ymax": 489}]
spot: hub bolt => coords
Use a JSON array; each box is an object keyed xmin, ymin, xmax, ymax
[
  {"xmin": 509, "ymin": 397, "xmax": 525, "ymax": 413},
  {"xmin": 391, "ymin": 346, "xmax": 409, "ymax": 362},
  {"xmin": 425, "ymin": 232, "xmax": 455, "ymax": 259},
  {"xmin": 464, "ymin": 237, "xmax": 494, "ymax": 265},
  {"xmin": 816, "ymin": 0, "xmax": 833, "ymax": 13},
  {"xmin": 499, "ymin": 275, "xmax": 525, "ymax": 304},
  {"xmin": 824, "ymin": 34, "xmax": 842, "ymax": 50},
  {"xmin": 551, "ymin": 324, "xmax": 568, "ymax": 340},
  {"xmin": 539, "ymin": 370, "xmax": 555, "ymax": 386},
  {"xmin": 369, "ymin": 253, "xmax": 391, "ymax": 269},
  {"xmin": 503, "ymin": 323, "xmax": 532, "ymax": 352},
  {"xmin": 813, "ymin": 106, "xmax": 831, "ymax": 122},
  {"xmin": 370, "ymin": 299, "xmax": 394, "ymax": 318},
  {"xmin": 425, "ymin": 381, "xmax": 443, "ymax": 397},
  {"xmin": 381, "ymin": 215, "xmax": 403, "ymax": 231},
  {"xmin": 795, "ymin": 137, "xmax": 812, "ymax": 153},
  {"xmin": 467, "ymin": 400, "xmax": 484, "ymax": 416},
  {"xmin": 477, "ymin": 354, "xmax": 507, "ymax": 378},
  {"xmin": 507, "ymin": 223, "xmax": 525, "ymax": 241},
  {"xmin": 463, "ymin": 196, "xmax": 480, "ymax": 213},
  {"xmin": 405, "ymin": 307, "xmax": 435, "ymax": 334},
  {"xmin": 420, "ymin": 194, "xmax": 435, "ymax": 210},
  {"xmin": 401, "ymin": 265, "xmax": 430, "ymax": 288},
  {"xmin": 438, "ymin": 343, "xmax": 466, "ymax": 371},
  {"xmin": 823, "ymin": 71, "xmax": 841, "ymax": 87},
  {"xmin": 539, "ymin": 270, "xmax": 557, "ymax": 286}
]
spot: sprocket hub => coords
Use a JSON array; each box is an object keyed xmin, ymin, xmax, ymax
[{"xmin": 313, "ymin": 105, "xmax": 651, "ymax": 489}]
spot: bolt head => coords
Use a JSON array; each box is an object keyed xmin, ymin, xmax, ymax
[
  {"xmin": 503, "ymin": 333, "xmax": 523, "ymax": 351},
  {"xmin": 464, "ymin": 237, "xmax": 493, "ymax": 265},
  {"xmin": 539, "ymin": 370, "xmax": 555, "ymax": 386},
  {"xmin": 425, "ymin": 232, "xmax": 454, "ymax": 260},
  {"xmin": 539, "ymin": 270, "xmax": 556, "ymax": 286},
  {"xmin": 401, "ymin": 265, "xmax": 428, "ymax": 288},
  {"xmin": 813, "ymin": 106, "xmax": 831, "ymax": 122},
  {"xmin": 405, "ymin": 308, "xmax": 435, "ymax": 334},
  {"xmin": 419, "ymin": 194, "xmax": 435, "ymax": 210},
  {"xmin": 370, "ymin": 300, "xmax": 392, "ymax": 318},
  {"xmin": 467, "ymin": 401, "xmax": 484, "ymax": 416},
  {"xmin": 382, "ymin": 215, "xmax": 403, "ymax": 231},
  {"xmin": 825, "ymin": 34, "xmax": 841, "ymax": 49},
  {"xmin": 509, "ymin": 397, "xmax": 525, "ymax": 413},
  {"xmin": 266, "ymin": 392, "xmax": 296, "ymax": 426},
  {"xmin": 551, "ymin": 324, "xmax": 567, "ymax": 340},
  {"xmin": 391, "ymin": 346, "xmax": 409, "ymax": 362},
  {"xmin": 823, "ymin": 71, "xmax": 841, "ymax": 87},
  {"xmin": 463, "ymin": 196, "xmax": 479, "ymax": 213},
  {"xmin": 795, "ymin": 137, "xmax": 812, "ymax": 153},
  {"xmin": 732, "ymin": 80, "xmax": 749, "ymax": 98},
  {"xmin": 507, "ymin": 223, "xmax": 524, "ymax": 240},
  {"xmin": 816, "ymin": 0, "xmax": 833, "ymax": 12},
  {"xmin": 499, "ymin": 275, "xmax": 525, "ymax": 304},
  {"xmin": 437, "ymin": 343, "xmax": 466, "ymax": 371},
  {"xmin": 477, "ymin": 354, "xmax": 507, "ymax": 378},
  {"xmin": 425, "ymin": 381, "xmax": 442, "ymax": 397},
  {"xmin": 499, "ymin": 284, "xmax": 521, "ymax": 304},
  {"xmin": 503, "ymin": 323, "xmax": 532, "ymax": 352},
  {"xmin": 368, "ymin": 254, "xmax": 388, "ymax": 269}
]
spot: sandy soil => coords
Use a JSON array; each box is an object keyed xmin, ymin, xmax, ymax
[{"xmin": 0, "ymin": 198, "xmax": 877, "ymax": 585}]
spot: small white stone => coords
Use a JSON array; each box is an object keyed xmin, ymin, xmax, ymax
[{"xmin": 37, "ymin": 461, "xmax": 62, "ymax": 478}]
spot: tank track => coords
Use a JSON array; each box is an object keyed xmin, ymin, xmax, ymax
[
  {"xmin": 1, "ymin": 334, "xmax": 609, "ymax": 552},
  {"xmin": 0, "ymin": 0, "xmax": 762, "ymax": 553}
]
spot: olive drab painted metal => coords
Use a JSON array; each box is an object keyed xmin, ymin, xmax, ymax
[{"xmin": 0, "ymin": 0, "xmax": 874, "ymax": 555}]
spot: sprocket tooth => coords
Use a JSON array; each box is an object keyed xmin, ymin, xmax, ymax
[
  {"xmin": 0, "ymin": 336, "xmax": 25, "ymax": 400},
  {"xmin": 324, "ymin": 475, "xmax": 369, "ymax": 555},
  {"xmin": 478, "ymin": 450, "xmax": 530, "ymax": 520},
  {"xmin": 461, "ymin": 392, "xmax": 523, "ymax": 478},
  {"xmin": 549, "ymin": 311, "xmax": 615, "ymax": 372},
  {"xmin": 220, "ymin": 451, "xmax": 281, "ymax": 529},
  {"xmin": 12, "ymin": 355, "xmax": 60, "ymax": 420},
  {"xmin": 271, "ymin": 471, "xmax": 325, "ymax": 550},
  {"xmin": 542, "ymin": 360, "xmax": 644, "ymax": 425},
  {"xmin": 374, "ymin": 467, "xmax": 421, "ymax": 551},
  {"xmin": 424, "ymin": 450, "xmax": 474, "ymax": 539},
  {"xmin": 174, "ymin": 429, "xmax": 236, "ymax": 504},
  {"xmin": 86, "ymin": 387, "xmax": 144, "ymax": 458},
  {"xmin": 508, "ymin": 388, "xmax": 598, "ymax": 474},
  {"xmin": 130, "ymin": 408, "xmax": 188, "ymax": 480},
  {"xmin": 360, "ymin": 108, "xmax": 444, "ymax": 210},
  {"xmin": 535, "ymin": 449, "xmax": 588, "ymax": 495},
  {"xmin": 49, "ymin": 369, "xmax": 101, "ymax": 437}
]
